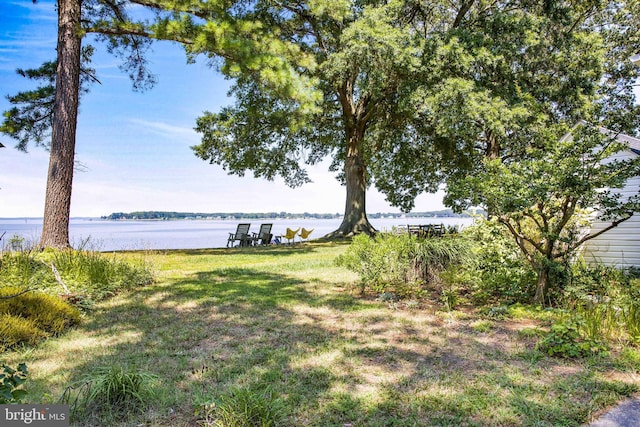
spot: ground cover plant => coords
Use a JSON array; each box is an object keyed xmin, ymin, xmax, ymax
[
  {"xmin": 0, "ymin": 246, "xmax": 154, "ymax": 301},
  {"xmin": 0, "ymin": 247, "xmax": 154, "ymax": 349},
  {"xmin": 2, "ymin": 242, "xmax": 639, "ymax": 426}
]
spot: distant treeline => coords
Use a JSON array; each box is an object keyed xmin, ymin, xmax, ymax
[{"xmin": 102, "ymin": 209, "xmax": 480, "ymax": 221}]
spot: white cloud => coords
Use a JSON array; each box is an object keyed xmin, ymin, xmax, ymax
[{"xmin": 127, "ymin": 118, "xmax": 198, "ymax": 143}]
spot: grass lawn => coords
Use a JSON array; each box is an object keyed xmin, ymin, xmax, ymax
[{"xmin": 4, "ymin": 242, "xmax": 640, "ymax": 426}]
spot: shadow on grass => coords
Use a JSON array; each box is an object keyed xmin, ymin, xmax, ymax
[
  {"xmin": 20, "ymin": 254, "xmax": 640, "ymax": 426},
  {"xmin": 130, "ymin": 241, "xmax": 338, "ymax": 258}
]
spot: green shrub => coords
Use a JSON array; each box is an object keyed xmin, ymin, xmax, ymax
[
  {"xmin": 336, "ymin": 232, "xmax": 473, "ymax": 299},
  {"xmin": 0, "ymin": 249, "xmax": 154, "ymax": 303},
  {"xmin": 0, "ymin": 287, "xmax": 81, "ymax": 349},
  {"xmin": 537, "ymin": 320, "xmax": 608, "ymax": 358},
  {"xmin": 0, "ymin": 314, "xmax": 47, "ymax": 349},
  {"xmin": 564, "ymin": 260, "xmax": 629, "ymax": 304},
  {"xmin": 197, "ymin": 386, "xmax": 286, "ymax": 427},
  {"xmin": 44, "ymin": 250, "xmax": 154, "ymax": 301},
  {"xmin": 562, "ymin": 262, "xmax": 640, "ymax": 345},
  {"xmin": 462, "ymin": 220, "xmax": 536, "ymax": 304},
  {"xmin": 0, "ymin": 363, "xmax": 28, "ymax": 404},
  {"xmin": 0, "ymin": 250, "xmax": 57, "ymax": 290},
  {"xmin": 336, "ymin": 233, "xmax": 415, "ymax": 295}
]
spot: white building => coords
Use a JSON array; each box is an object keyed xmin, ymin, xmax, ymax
[{"xmin": 580, "ymin": 132, "xmax": 640, "ymax": 268}]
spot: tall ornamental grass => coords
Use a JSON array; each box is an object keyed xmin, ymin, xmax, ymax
[
  {"xmin": 336, "ymin": 232, "xmax": 474, "ymax": 299},
  {"xmin": 0, "ymin": 248, "xmax": 154, "ymax": 349},
  {"xmin": 0, "ymin": 249, "xmax": 154, "ymax": 302},
  {"xmin": 561, "ymin": 261, "xmax": 640, "ymax": 347}
]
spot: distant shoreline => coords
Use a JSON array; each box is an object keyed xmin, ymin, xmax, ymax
[
  {"xmin": 0, "ymin": 210, "xmax": 484, "ymax": 222},
  {"xmin": 101, "ymin": 209, "xmax": 483, "ymax": 221}
]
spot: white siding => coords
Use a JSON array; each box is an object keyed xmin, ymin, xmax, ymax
[{"xmin": 581, "ymin": 145, "xmax": 640, "ymax": 268}]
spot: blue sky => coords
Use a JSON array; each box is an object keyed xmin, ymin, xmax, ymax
[{"xmin": 0, "ymin": 0, "xmax": 446, "ymax": 217}]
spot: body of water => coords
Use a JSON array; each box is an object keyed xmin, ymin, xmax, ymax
[{"xmin": 0, "ymin": 217, "xmax": 475, "ymax": 251}]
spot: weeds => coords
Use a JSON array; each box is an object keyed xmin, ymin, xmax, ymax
[
  {"xmin": 72, "ymin": 365, "xmax": 158, "ymax": 421},
  {"xmin": 196, "ymin": 386, "xmax": 286, "ymax": 427}
]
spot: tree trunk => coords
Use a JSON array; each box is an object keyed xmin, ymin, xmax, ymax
[
  {"xmin": 326, "ymin": 126, "xmax": 376, "ymax": 238},
  {"xmin": 533, "ymin": 266, "xmax": 549, "ymax": 305},
  {"xmin": 40, "ymin": 0, "xmax": 82, "ymax": 249}
]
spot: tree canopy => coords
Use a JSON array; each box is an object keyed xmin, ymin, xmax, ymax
[
  {"xmin": 3, "ymin": 0, "xmax": 639, "ymax": 250},
  {"xmin": 189, "ymin": 0, "xmax": 640, "ymax": 236}
]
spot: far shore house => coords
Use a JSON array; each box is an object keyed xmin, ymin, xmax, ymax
[{"xmin": 578, "ymin": 131, "xmax": 640, "ymax": 268}]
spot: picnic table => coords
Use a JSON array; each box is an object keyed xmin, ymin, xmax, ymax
[{"xmin": 404, "ymin": 224, "xmax": 445, "ymax": 238}]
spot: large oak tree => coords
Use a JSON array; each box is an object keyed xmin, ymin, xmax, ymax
[{"xmin": 190, "ymin": 0, "xmax": 639, "ymax": 239}]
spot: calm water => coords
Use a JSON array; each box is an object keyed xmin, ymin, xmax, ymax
[{"xmin": 0, "ymin": 217, "xmax": 475, "ymax": 251}]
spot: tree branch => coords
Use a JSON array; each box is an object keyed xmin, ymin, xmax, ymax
[
  {"xmin": 574, "ymin": 212, "xmax": 634, "ymax": 248},
  {"xmin": 453, "ymin": 0, "xmax": 475, "ymax": 28},
  {"xmin": 0, "ymin": 287, "xmax": 32, "ymax": 299}
]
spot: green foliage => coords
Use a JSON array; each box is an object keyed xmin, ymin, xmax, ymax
[
  {"xmin": 0, "ymin": 249, "xmax": 154, "ymax": 303},
  {"xmin": 0, "ymin": 249, "xmax": 56, "ymax": 289},
  {"xmin": 75, "ymin": 366, "xmax": 158, "ymax": 419},
  {"xmin": 440, "ymin": 286, "xmax": 459, "ymax": 311},
  {"xmin": 537, "ymin": 320, "xmax": 608, "ymax": 358},
  {"xmin": 196, "ymin": 386, "xmax": 286, "ymax": 427},
  {"xmin": 336, "ymin": 232, "xmax": 415, "ymax": 295},
  {"xmin": 462, "ymin": 220, "xmax": 536, "ymax": 304},
  {"xmin": 0, "ymin": 363, "xmax": 28, "ymax": 404},
  {"xmin": 43, "ymin": 249, "xmax": 154, "ymax": 301},
  {"xmin": 0, "ymin": 248, "xmax": 152, "ymax": 349},
  {"xmin": 563, "ymin": 262, "xmax": 640, "ymax": 345},
  {"xmin": 450, "ymin": 123, "xmax": 640, "ymax": 304},
  {"xmin": 0, "ymin": 62, "xmax": 56, "ymax": 150},
  {"xmin": 336, "ymin": 232, "xmax": 474, "ymax": 300},
  {"xmin": 0, "ymin": 287, "xmax": 81, "ymax": 334},
  {"xmin": 0, "ymin": 287, "xmax": 81, "ymax": 350},
  {"xmin": 0, "ymin": 314, "xmax": 47, "ymax": 349}
]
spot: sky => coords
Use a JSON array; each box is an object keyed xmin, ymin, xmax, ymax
[{"xmin": 0, "ymin": 0, "xmax": 447, "ymax": 218}]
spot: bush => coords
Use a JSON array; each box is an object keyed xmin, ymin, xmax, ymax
[
  {"xmin": 0, "ymin": 287, "xmax": 82, "ymax": 334},
  {"xmin": 0, "ymin": 249, "xmax": 154, "ymax": 303},
  {"xmin": 461, "ymin": 220, "xmax": 536, "ymax": 304},
  {"xmin": 336, "ymin": 232, "xmax": 474, "ymax": 299},
  {"xmin": 336, "ymin": 233, "xmax": 415, "ymax": 295},
  {"xmin": 0, "ymin": 287, "xmax": 81, "ymax": 350},
  {"xmin": 0, "ymin": 250, "xmax": 57, "ymax": 290},
  {"xmin": 43, "ymin": 249, "xmax": 154, "ymax": 301},
  {"xmin": 562, "ymin": 261, "xmax": 640, "ymax": 345}
]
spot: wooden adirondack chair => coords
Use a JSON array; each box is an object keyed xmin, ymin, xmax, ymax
[
  {"xmin": 227, "ymin": 223, "xmax": 251, "ymax": 247},
  {"xmin": 251, "ymin": 223, "xmax": 273, "ymax": 246}
]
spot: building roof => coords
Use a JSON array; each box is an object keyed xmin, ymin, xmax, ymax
[
  {"xmin": 614, "ymin": 132, "xmax": 640, "ymax": 155},
  {"xmin": 560, "ymin": 124, "xmax": 640, "ymax": 155}
]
